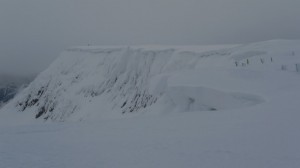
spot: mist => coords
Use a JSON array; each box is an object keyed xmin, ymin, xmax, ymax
[{"xmin": 0, "ymin": 0, "xmax": 300, "ymax": 76}]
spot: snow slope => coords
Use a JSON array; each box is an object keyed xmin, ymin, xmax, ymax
[{"xmin": 1, "ymin": 40, "xmax": 300, "ymax": 167}]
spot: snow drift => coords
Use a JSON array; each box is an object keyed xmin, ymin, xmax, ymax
[{"xmin": 3, "ymin": 40, "xmax": 300, "ymax": 121}]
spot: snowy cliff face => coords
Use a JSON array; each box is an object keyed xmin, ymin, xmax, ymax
[{"xmin": 3, "ymin": 40, "xmax": 300, "ymax": 121}]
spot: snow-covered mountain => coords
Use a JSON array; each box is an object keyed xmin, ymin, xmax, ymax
[
  {"xmin": 1, "ymin": 40, "xmax": 300, "ymax": 168},
  {"xmin": 2, "ymin": 40, "xmax": 300, "ymax": 122}
]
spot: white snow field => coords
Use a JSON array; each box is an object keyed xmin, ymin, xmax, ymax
[{"xmin": 1, "ymin": 40, "xmax": 300, "ymax": 167}]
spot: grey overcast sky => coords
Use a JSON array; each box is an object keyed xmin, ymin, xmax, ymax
[{"xmin": 0, "ymin": 0, "xmax": 300, "ymax": 75}]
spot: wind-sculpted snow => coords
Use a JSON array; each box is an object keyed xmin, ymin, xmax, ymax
[
  {"xmin": 3, "ymin": 40, "xmax": 300, "ymax": 121},
  {"xmin": 167, "ymin": 86, "xmax": 263, "ymax": 112}
]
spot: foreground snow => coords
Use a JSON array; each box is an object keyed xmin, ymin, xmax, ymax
[
  {"xmin": 1, "ymin": 40, "xmax": 300, "ymax": 167},
  {"xmin": 1, "ymin": 106, "xmax": 300, "ymax": 168}
]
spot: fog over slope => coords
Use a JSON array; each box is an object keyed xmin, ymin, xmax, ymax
[{"xmin": 0, "ymin": 74, "xmax": 35, "ymax": 108}]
